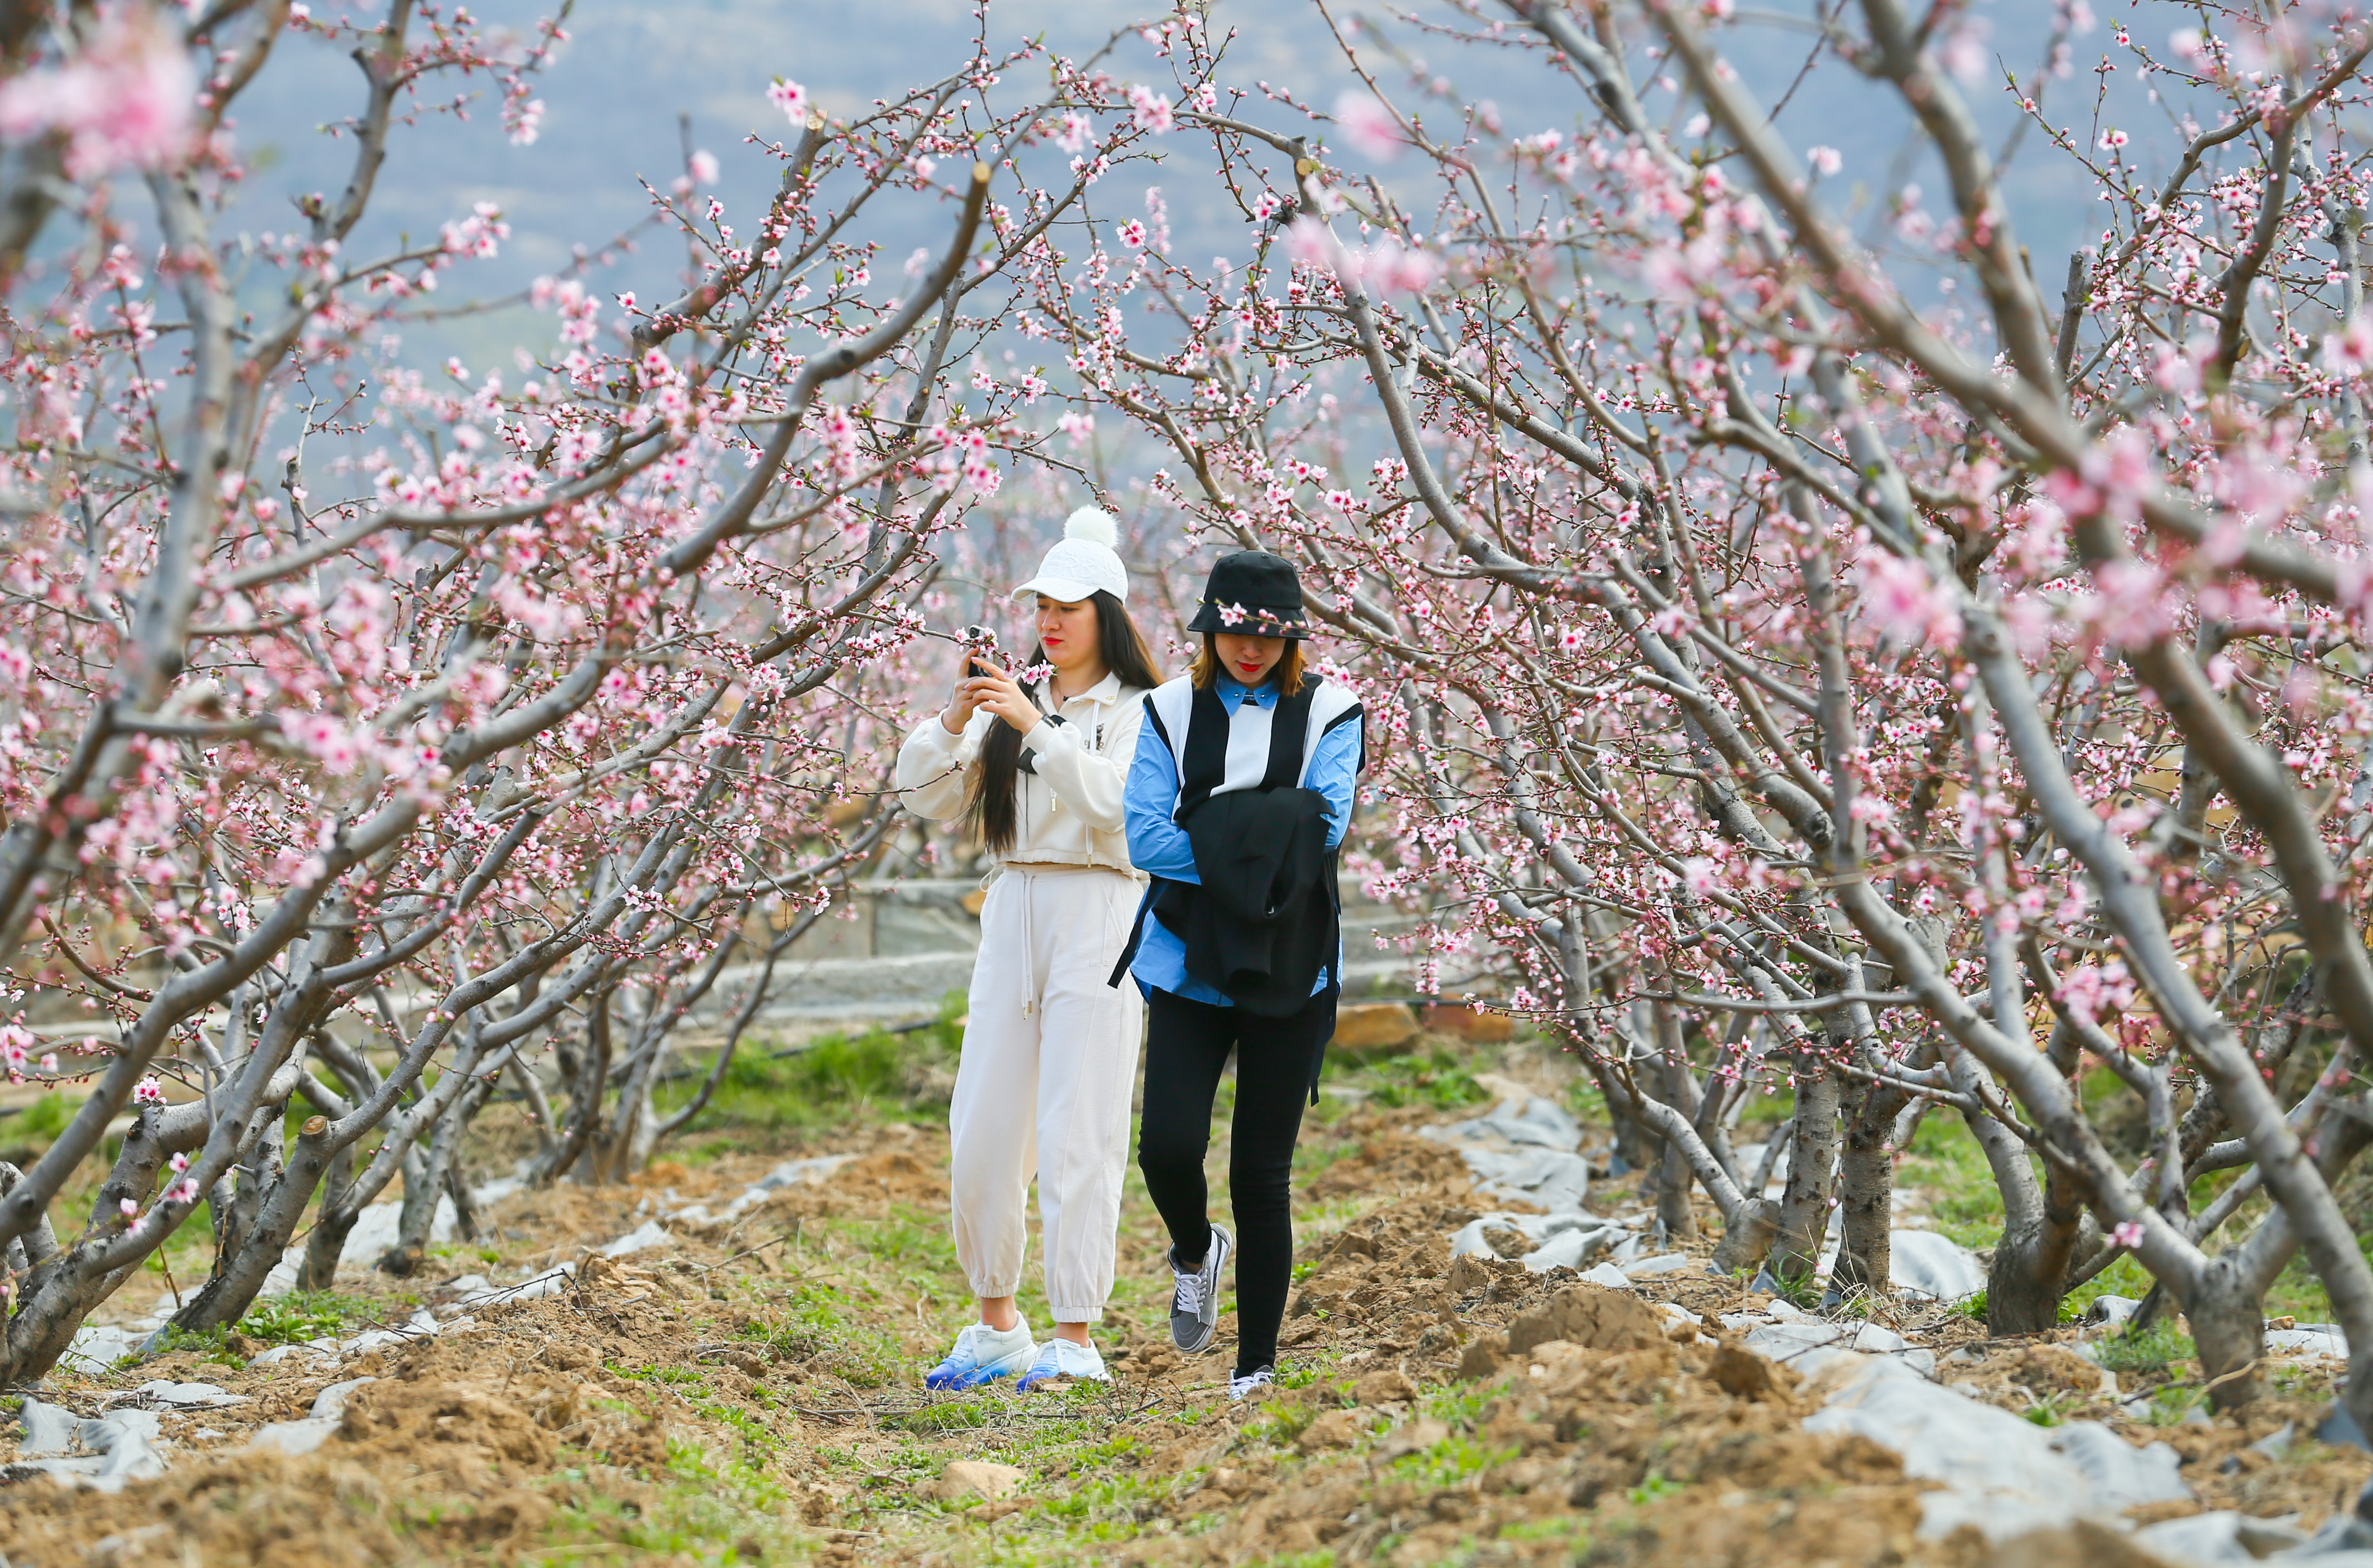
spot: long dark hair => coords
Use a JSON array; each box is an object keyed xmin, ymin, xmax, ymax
[{"xmin": 963, "ymin": 590, "xmax": 1163, "ymax": 855}]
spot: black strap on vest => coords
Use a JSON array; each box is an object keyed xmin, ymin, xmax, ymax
[
  {"xmin": 1108, "ymin": 677, "xmax": 1326, "ymax": 988},
  {"xmin": 1173, "ymin": 678, "xmax": 1322, "ymax": 820}
]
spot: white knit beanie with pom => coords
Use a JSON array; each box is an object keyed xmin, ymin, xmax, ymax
[{"xmin": 1011, "ymin": 506, "xmax": 1129, "ymax": 603}]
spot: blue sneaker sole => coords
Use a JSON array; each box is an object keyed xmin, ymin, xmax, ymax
[{"xmin": 925, "ymin": 1364, "xmax": 1019, "ymax": 1391}]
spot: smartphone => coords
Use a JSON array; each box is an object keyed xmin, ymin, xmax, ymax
[{"xmin": 959, "ymin": 625, "xmax": 999, "ymax": 679}]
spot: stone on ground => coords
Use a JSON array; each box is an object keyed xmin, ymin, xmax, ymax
[
  {"xmin": 931, "ymin": 1460, "xmax": 1028, "ymax": 1502},
  {"xmin": 1420, "ymin": 1004, "xmax": 1518, "ymax": 1042},
  {"xmin": 1329, "ymin": 1002, "xmax": 1420, "ymax": 1051}
]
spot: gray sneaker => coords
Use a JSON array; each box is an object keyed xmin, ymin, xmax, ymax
[{"xmin": 1166, "ymin": 1224, "xmax": 1232, "ymax": 1354}]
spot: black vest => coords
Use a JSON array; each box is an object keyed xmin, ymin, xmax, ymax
[{"xmin": 1109, "ymin": 679, "xmax": 1347, "ymax": 1017}]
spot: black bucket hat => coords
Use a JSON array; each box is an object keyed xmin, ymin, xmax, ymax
[{"xmin": 1185, "ymin": 551, "xmax": 1315, "ymax": 639}]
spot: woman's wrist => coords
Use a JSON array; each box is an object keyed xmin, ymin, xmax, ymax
[{"xmin": 940, "ymin": 705, "xmax": 967, "ymax": 735}]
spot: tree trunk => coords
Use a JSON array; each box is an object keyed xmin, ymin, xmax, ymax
[
  {"xmin": 1652, "ymin": 1003, "xmax": 1700, "ymax": 1238},
  {"xmin": 1770, "ymin": 1056, "xmax": 1841, "ymax": 1282},
  {"xmin": 377, "ymin": 1128, "xmax": 437, "ymax": 1277},
  {"xmin": 1986, "ymin": 1161, "xmax": 2088, "ymax": 1334},
  {"xmin": 180, "ymin": 1117, "xmax": 341, "ymax": 1330},
  {"xmin": 381, "ymin": 1075, "xmax": 490, "ymax": 1276},
  {"xmin": 298, "ymin": 1135, "xmax": 358, "ymax": 1291},
  {"xmin": 2186, "ymin": 1259, "xmax": 2272, "ymax": 1412},
  {"xmin": 1832, "ymin": 1076, "xmax": 1909, "ymax": 1295},
  {"xmin": 2176, "ymin": 1097, "xmax": 2373, "ymax": 1411},
  {"xmin": 1709, "ymin": 1198, "xmax": 1780, "ymax": 1275}
]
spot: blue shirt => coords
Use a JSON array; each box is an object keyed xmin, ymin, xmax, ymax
[{"xmin": 1123, "ymin": 675, "xmax": 1363, "ymax": 1005}]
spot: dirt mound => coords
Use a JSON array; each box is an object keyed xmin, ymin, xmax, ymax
[
  {"xmin": 1960, "ymin": 1521, "xmax": 2180, "ymax": 1568},
  {"xmin": 8, "ymin": 1073, "xmax": 2365, "ymax": 1568},
  {"xmin": 0, "ymin": 1451, "xmax": 409, "ymax": 1568},
  {"xmin": 1505, "ymin": 1281, "xmax": 1666, "ymax": 1355},
  {"xmin": 342, "ymin": 1379, "xmax": 560, "ymax": 1472},
  {"xmin": 1575, "ymin": 1480, "xmax": 1926, "ymax": 1568},
  {"xmin": 1304, "ymin": 1123, "xmax": 1475, "ymax": 1200},
  {"xmin": 1117, "ymin": 1329, "xmax": 1919, "ymax": 1566},
  {"xmin": 2124, "ymin": 1395, "xmax": 2373, "ymax": 1528},
  {"xmin": 0, "ymin": 1354, "xmax": 577, "ymax": 1566},
  {"xmin": 2007, "ymin": 1343, "xmax": 2106, "ymax": 1398}
]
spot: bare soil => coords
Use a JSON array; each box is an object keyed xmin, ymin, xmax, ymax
[{"xmin": 0, "ymin": 1066, "xmax": 2364, "ymax": 1566}]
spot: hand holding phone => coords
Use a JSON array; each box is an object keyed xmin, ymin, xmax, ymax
[{"xmin": 943, "ymin": 626, "xmax": 1002, "ymax": 733}]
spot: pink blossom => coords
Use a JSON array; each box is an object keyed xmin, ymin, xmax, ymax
[
  {"xmin": 2087, "ymin": 557, "xmax": 2171, "ymax": 648},
  {"xmin": 2110, "ymin": 1220, "xmax": 2145, "ymax": 1249},
  {"xmin": 2057, "ymin": 960, "xmax": 2135, "ymax": 1023},
  {"xmin": 767, "ymin": 78, "xmax": 810, "ymax": 125},
  {"xmin": 2329, "ymin": 317, "xmax": 2373, "ymax": 378},
  {"xmin": 1361, "ymin": 237, "xmax": 1439, "ymax": 295},
  {"xmin": 282, "ymin": 712, "xmax": 363, "ymax": 774},
  {"xmin": 1118, "ymin": 219, "xmax": 1147, "ymax": 249},
  {"xmin": 1807, "ymin": 145, "xmax": 1842, "ymax": 178},
  {"xmin": 687, "ymin": 149, "xmax": 719, "ymax": 186},
  {"xmin": 0, "ymin": 7, "xmax": 196, "ymax": 176},
  {"xmin": 132, "ymin": 1076, "xmax": 164, "ymax": 1105},
  {"xmin": 503, "ymin": 90, "xmax": 543, "ymax": 146},
  {"xmin": 1939, "ymin": 17, "xmax": 1992, "ymax": 82},
  {"xmin": 1332, "ymin": 91, "xmax": 1401, "ymax": 161},
  {"xmin": 1127, "ymin": 83, "xmax": 1174, "ymax": 135},
  {"xmin": 1284, "ymin": 215, "xmax": 1345, "ymax": 276},
  {"xmin": 1853, "ymin": 553, "xmax": 1962, "ymax": 647},
  {"xmin": 1056, "ymin": 112, "xmax": 1091, "ymax": 152},
  {"xmin": 1057, "ymin": 410, "xmax": 1095, "ymax": 447}
]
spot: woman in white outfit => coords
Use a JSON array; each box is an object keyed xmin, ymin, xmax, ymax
[{"xmin": 894, "ymin": 507, "xmax": 1159, "ymax": 1392}]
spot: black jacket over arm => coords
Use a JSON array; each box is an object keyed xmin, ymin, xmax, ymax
[{"xmin": 1152, "ymin": 785, "xmax": 1338, "ymax": 1017}]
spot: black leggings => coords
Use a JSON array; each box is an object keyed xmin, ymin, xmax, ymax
[{"xmin": 1136, "ymin": 984, "xmax": 1335, "ymax": 1378}]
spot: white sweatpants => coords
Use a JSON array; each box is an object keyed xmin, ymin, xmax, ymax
[{"xmin": 947, "ymin": 865, "xmax": 1145, "ymax": 1322}]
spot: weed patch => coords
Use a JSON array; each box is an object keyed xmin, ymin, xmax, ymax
[
  {"xmin": 1358, "ymin": 1048, "xmax": 1488, "ymax": 1111},
  {"xmin": 2095, "ymin": 1320, "xmax": 2196, "ymax": 1376},
  {"xmin": 237, "ymin": 1289, "xmax": 381, "ymax": 1346}
]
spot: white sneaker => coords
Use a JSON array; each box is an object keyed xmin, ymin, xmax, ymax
[
  {"xmin": 1016, "ymin": 1337, "xmax": 1107, "ymax": 1392},
  {"xmin": 1229, "ymin": 1365, "xmax": 1275, "ymax": 1401},
  {"xmin": 925, "ymin": 1319, "xmax": 1035, "ymax": 1390}
]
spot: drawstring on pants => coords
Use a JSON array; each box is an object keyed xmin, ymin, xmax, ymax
[{"xmin": 1018, "ymin": 870, "xmax": 1037, "ymax": 1018}]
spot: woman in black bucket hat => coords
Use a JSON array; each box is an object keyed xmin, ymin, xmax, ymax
[{"xmin": 1112, "ymin": 550, "xmax": 1364, "ymax": 1399}]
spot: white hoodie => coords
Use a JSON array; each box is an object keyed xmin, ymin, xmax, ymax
[{"xmin": 894, "ymin": 671, "xmax": 1148, "ymax": 878}]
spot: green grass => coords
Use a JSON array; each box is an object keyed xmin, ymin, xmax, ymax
[
  {"xmin": 539, "ymin": 1430, "xmax": 796, "ymax": 1564},
  {"xmin": 1388, "ymin": 1428, "xmax": 1516, "ymax": 1491},
  {"xmin": 1357, "ymin": 1047, "xmax": 1488, "ymax": 1111},
  {"xmin": 238, "ymin": 1289, "xmax": 382, "ymax": 1346},
  {"xmin": 657, "ymin": 992, "xmax": 965, "ymax": 1133},
  {"xmin": 739, "ymin": 1282, "xmax": 912, "ymax": 1389},
  {"xmin": 890, "ymin": 1398, "xmax": 996, "ymax": 1436},
  {"xmin": 141, "ymin": 1322, "xmax": 245, "ymax": 1367},
  {"xmin": 8, "ymin": 1092, "xmax": 71, "ymax": 1144},
  {"xmin": 1901, "ymin": 1112, "xmax": 2011, "ymax": 1249},
  {"xmin": 1627, "ymin": 1471, "xmax": 1685, "ymax": 1505},
  {"xmin": 2095, "ymin": 1319, "xmax": 2195, "ymax": 1376}
]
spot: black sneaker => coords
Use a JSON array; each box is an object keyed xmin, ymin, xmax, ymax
[{"xmin": 1166, "ymin": 1224, "xmax": 1232, "ymax": 1354}]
